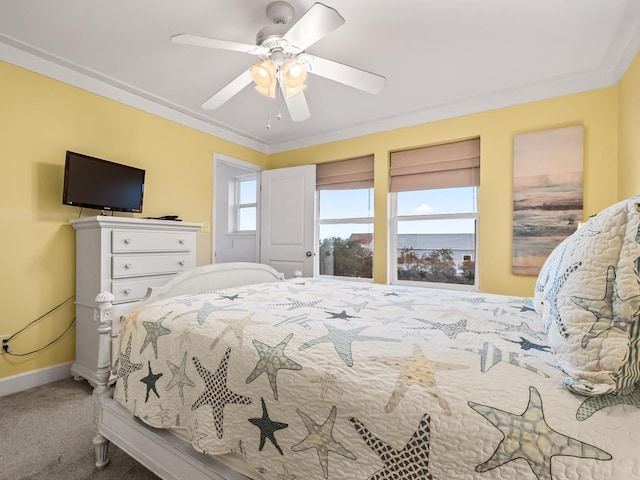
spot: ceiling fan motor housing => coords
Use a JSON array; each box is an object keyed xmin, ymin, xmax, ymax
[
  {"xmin": 265, "ymin": 1, "xmax": 294, "ymax": 24},
  {"xmin": 255, "ymin": 23, "xmax": 289, "ymax": 50}
]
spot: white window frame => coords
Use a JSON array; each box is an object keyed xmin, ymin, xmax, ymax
[
  {"xmin": 389, "ymin": 189, "xmax": 479, "ymax": 291},
  {"xmin": 230, "ymin": 174, "xmax": 258, "ymax": 234},
  {"xmin": 316, "ymin": 188, "xmax": 375, "ymax": 282}
]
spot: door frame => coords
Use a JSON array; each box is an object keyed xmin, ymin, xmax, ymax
[{"xmin": 212, "ymin": 153, "xmax": 264, "ymax": 264}]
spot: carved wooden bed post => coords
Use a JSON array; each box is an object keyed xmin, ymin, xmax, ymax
[{"xmin": 92, "ymin": 291, "xmax": 114, "ymax": 470}]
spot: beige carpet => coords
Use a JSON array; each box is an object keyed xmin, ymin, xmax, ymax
[{"xmin": 0, "ymin": 377, "xmax": 159, "ymax": 480}]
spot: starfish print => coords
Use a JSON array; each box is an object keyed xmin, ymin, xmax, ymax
[
  {"xmin": 544, "ymin": 261, "xmax": 582, "ymax": 337},
  {"xmin": 461, "ymin": 342, "xmax": 550, "ymax": 378},
  {"xmin": 349, "ymin": 413, "xmax": 434, "ymax": 480},
  {"xmin": 291, "ymin": 406, "xmax": 356, "ymax": 479},
  {"xmin": 139, "ymin": 311, "xmax": 172, "ymax": 359},
  {"xmin": 173, "ymin": 302, "xmax": 240, "ymax": 325},
  {"xmin": 576, "ymin": 385, "xmax": 640, "ymax": 420},
  {"xmin": 117, "ymin": 336, "xmax": 143, "ymax": 402},
  {"xmin": 165, "ymin": 351, "xmax": 195, "ymax": 404},
  {"xmin": 277, "ymin": 465, "xmax": 296, "ymax": 480},
  {"xmin": 384, "ymin": 298, "xmax": 416, "ymax": 311},
  {"xmin": 274, "ymin": 313, "xmax": 312, "ymax": 329},
  {"xmin": 246, "ymin": 333, "xmax": 302, "ymax": 400},
  {"xmin": 191, "ymin": 348, "xmax": 253, "ymax": 439},
  {"xmin": 377, "ymin": 344, "xmax": 466, "ymax": 414},
  {"xmin": 144, "ymin": 404, "xmax": 172, "ymax": 425},
  {"xmin": 469, "ymin": 386, "xmax": 611, "ymax": 480},
  {"xmin": 571, "ymin": 266, "xmax": 639, "ymax": 347},
  {"xmin": 162, "ymin": 296, "xmax": 203, "ymax": 308},
  {"xmin": 505, "ymin": 336, "xmax": 551, "ymax": 352},
  {"xmin": 411, "ymin": 318, "xmax": 482, "ymax": 339},
  {"xmin": 298, "ymin": 324, "xmax": 400, "ymax": 367},
  {"xmin": 219, "ymin": 293, "xmax": 240, "ymax": 301},
  {"xmin": 311, "ymin": 372, "xmax": 344, "ymax": 400},
  {"xmin": 209, "ymin": 313, "xmax": 264, "ymax": 351},
  {"xmin": 325, "ymin": 310, "xmax": 358, "ymax": 320},
  {"xmin": 339, "ymin": 300, "xmax": 374, "ymax": 313},
  {"xmin": 248, "ymin": 397, "xmax": 289, "ymax": 455},
  {"xmin": 516, "ymin": 304, "xmax": 537, "ymax": 313},
  {"xmin": 270, "ymin": 297, "xmax": 325, "ymax": 311},
  {"xmin": 140, "ymin": 361, "xmax": 163, "ymax": 403},
  {"xmin": 490, "ymin": 320, "xmax": 545, "ymax": 341},
  {"xmin": 189, "ymin": 418, "xmax": 208, "ymax": 449},
  {"xmin": 450, "ymin": 295, "xmax": 486, "ymax": 305}
]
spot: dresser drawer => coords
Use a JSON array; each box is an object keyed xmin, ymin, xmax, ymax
[
  {"xmin": 111, "ymin": 275, "xmax": 174, "ymax": 303},
  {"xmin": 112, "ymin": 230, "xmax": 194, "ymax": 253},
  {"xmin": 112, "ymin": 253, "xmax": 194, "ymax": 278}
]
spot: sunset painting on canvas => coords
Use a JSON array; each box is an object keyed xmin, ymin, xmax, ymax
[{"xmin": 512, "ymin": 125, "xmax": 584, "ymax": 275}]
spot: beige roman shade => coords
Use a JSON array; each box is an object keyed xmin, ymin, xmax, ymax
[
  {"xmin": 389, "ymin": 138, "xmax": 480, "ymax": 192},
  {"xmin": 316, "ymin": 155, "xmax": 374, "ymax": 190}
]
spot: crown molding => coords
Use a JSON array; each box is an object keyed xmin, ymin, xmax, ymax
[
  {"xmin": 0, "ymin": 37, "xmax": 270, "ymax": 154},
  {"xmin": 3, "ymin": 5, "xmax": 639, "ymax": 157}
]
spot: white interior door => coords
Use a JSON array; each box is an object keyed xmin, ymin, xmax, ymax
[{"xmin": 260, "ymin": 165, "xmax": 316, "ymax": 278}]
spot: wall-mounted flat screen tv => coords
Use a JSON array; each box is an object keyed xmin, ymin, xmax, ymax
[{"xmin": 62, "ymin": 151, "xmax": 145, "ymax": 213}]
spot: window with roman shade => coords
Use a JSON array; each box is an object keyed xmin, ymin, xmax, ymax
[
  {"xmin": 389, "ymin": 138, "xmax": 480, "ymax": 290},
  {"xmin": 389, "ymin": 138, "xmax": 480, "ymax": 192},
  {"xmin": 316, "ymin": 155, "xmax": 374, "ymax": 190},
  {"xmin": 316, "ymin": 155, "xmax": 375, "ymax": 280}
]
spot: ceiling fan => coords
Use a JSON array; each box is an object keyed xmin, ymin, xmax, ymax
[{"xmin": 171, "ymin": 1, "xmax": 386, "ymax": 122}]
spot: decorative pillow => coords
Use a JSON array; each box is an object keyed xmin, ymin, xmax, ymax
[{"xmin": 536, "ymin": 195, "xmax": 640, "ymax": 396}]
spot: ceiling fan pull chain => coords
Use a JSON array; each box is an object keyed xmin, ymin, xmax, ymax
[
  {"xmin": 276, "ymin": 80, "xmax": 283, "ymax": 121},
  {"xmin": 266, "ymin": 97, "xmax": 271, "ymax": 130}
]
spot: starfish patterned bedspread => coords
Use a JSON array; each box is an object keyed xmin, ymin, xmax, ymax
[{"xmin": 113, "ymin": 278, "xmax": 640, "ymax": 480}]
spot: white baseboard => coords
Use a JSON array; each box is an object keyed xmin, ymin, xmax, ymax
[{"xmin": 0, "ymin": 362, "xmax": 72, "ymax": 397}]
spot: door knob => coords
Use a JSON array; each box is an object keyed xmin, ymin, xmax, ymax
[{"xmin": 306, "ymin": 251, "xmax": 314, "ymax": 257}]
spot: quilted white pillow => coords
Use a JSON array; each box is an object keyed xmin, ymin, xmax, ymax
[{"xmin": 537, "ymin": 195, "xmax": 640, "ymax": 396}]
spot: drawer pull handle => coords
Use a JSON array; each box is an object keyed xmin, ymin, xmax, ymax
[
  {"xmin": 179, "ymin": 260, "xmax": 185, "ymax": 266},
  {"xmin": 124, "ymin": 263, "xmax": 132, "ymax": 269},
  {"xmin": 123, "ymin": 288, "xmax": 132, "ymax": 295},
  {"xmin": 179, "ymin": 239, "xmax": 185, "ymax": 244},
  {"xmin": 123, "ymin": 238, "xmax": 132, "ymax": 244}
]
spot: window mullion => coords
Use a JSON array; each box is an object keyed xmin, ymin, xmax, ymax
[
  {"xmin": 318, "ymin": 217, "xmax": 373, "ymax": 225},
  {"xmin": 397, "ymin": 212, "xmax": 477, "ymax": 222}
]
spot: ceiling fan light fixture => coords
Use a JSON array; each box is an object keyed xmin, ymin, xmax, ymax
[
  {"xmin": 250, "ymin": 60, "xmax": 276, "ymax": 89},
  {"xmin": 254, "ymin": 84, "xmax": 277, "ymax": 98},
  {"xmin": 285, "ymin": 83, "xmax": 306, "ymax": 98},
  {"xmin": 283, "ymin": 60, "xmax": 307, "ymax": 88}
]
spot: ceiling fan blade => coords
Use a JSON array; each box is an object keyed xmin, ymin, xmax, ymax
[
  {"xmin": 307, "ymin": 56, "xmax": 385, "ymax": 94},
  {"xmin": 279, "ymin": 81, "xmax": 311, "ymax": 122},
  {"xmin": 171, "ymin": 33, "xmax": 267, "ymax": 55},
  {"xmin": 282, "ymin": 3, "xmax": 345, "ymax": 52},
  {"xmin": 201, "ymin": 70, "xmax": 253, "ymax": 110}
]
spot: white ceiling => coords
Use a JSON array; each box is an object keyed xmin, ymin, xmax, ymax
[{"xmin": 1, "ymin": 0, "xmax": 639, "ymax": 154}]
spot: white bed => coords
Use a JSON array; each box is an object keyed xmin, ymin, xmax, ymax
[
  {"xmin": 92, "ymin": 262, "xmax": 285, "ymax": 479},
  {"xmin": 89, "ymin": 196, "xmax": 640, "ymax": 480},
  {"xmin": 91, "ymin": 235, "xmax": 640, "ymax": 480}
]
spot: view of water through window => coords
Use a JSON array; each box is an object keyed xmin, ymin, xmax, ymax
[{"xmin": 317, "ymin": 187, "xmax": 477, "ymax": 285}]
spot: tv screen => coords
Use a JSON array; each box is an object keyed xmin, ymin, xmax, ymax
[{"xmin": 62, "ymin": 151, "xmax": 145, "ymax": 213}]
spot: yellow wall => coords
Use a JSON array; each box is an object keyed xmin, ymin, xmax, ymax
[
  {"xmin": 0, "ymin": 54, "xmax": 629, "ymax": 382},
  {"xmin": 618, "ymin": 50, "xmax": 640, "ymax": 198},
  {"xmin": 269, "ymin": 88, "xmax": 619, "ymax": 295},
  {"xmin": 0, "ymin": 61, "xmax": 267, "ymax": 380}
]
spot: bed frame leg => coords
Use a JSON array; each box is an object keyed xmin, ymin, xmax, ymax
[
  {"xmin": 93, "ymin": 432, "xmax": 111, "ymax": 470},
  {"xmin": 92, "ymin": 292, "xmax": 115, "ymax": 470}
]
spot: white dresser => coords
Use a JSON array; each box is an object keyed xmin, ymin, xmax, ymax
[{"xmin": 70, "ymin": 216, "xmax": 201, "ymax": 385}]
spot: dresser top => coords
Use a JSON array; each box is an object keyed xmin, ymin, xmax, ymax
[{"xmin": 70, "ymin": 216, "xmax": 202, "ymax": 232}]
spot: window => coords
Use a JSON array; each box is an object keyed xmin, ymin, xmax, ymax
[
  {"xmin": 389, "ymin": 139, "xmax": 480, "ymax": 289},
  {"xmin": 316, "ymin": 156, "xmax": 374, "ymax": 280},
  {"xmin": 393, "ymin": 187, "xmax": 477, "ymax": 287},
  {"xmin": 231, "ymin": 176, "xmax": 257, "ymax": 232}
]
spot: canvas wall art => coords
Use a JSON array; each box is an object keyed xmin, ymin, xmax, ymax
[{"xmin": 512, "ymin": 125, "xmax": 584, "ymax": 275}]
